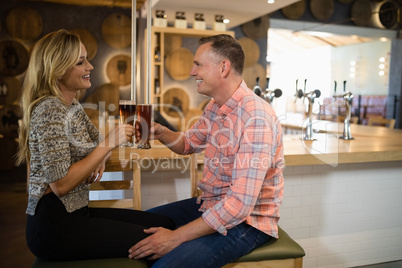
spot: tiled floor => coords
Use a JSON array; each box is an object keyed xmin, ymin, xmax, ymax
[
  {"xmin": 355, "ymin": 261, "xmax": 402, "ymax": 268},
  {"xmin": 0, "ymin": 184, "xmax": 36, "ymax": 268}
]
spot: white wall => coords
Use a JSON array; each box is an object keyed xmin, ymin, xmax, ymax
[
  {"xmin": 331, "ymin": 40, "xmax": 391, "ymax": 96},
  {"xmin": 268, "ymin": 39, "xmax": 391, "ymax": 119},
  {"xmin": 269, "ymin": 46, "xmax": 332, "ymax": 118},
  {"xmin": 281, "ymin": 161, "xmax": 402, "ymax": 268}
]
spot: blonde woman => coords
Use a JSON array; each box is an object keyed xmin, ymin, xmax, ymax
[{"xmin": 17, "ymin": 29, "xmax": 174, "ymax": 262}]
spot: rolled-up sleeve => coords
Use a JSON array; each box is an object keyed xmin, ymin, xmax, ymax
[{"xmin": 183, "ymin": 111, "xmax": 211, "ymax": 155}]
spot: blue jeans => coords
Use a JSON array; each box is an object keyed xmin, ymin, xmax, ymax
[{"xmin": 147, "ymin": 198, "xmax": 271, "ymax": 268}]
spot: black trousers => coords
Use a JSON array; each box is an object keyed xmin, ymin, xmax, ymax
[{"xmin": 26, "ymin": 193, "xmax": 175, "ymax": 262}]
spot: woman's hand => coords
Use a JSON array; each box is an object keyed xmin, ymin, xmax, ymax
[
  {"xmin": 104, "ymin": 124, "xmax": 135, "ymax": 149},
  {"xmin": 85, "ymin": 154, "xmax": 108, "ymax": 184}
]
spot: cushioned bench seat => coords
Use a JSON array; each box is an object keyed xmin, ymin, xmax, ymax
[
  {"xmin": 31, "ymin": 227, "xmax": 305, "ymax": 268},
  {"xmin": 224, "ymin": 227, "xmax": 305, "ymax": 268},
  {"xmin": 31, "ymin": 258, "xmax": 147, "ymax": 268}
]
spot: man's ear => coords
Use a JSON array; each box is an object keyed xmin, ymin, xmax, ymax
[{"xmin": 221, "ymin": 60, "xmax": 230, "ymax": 77}]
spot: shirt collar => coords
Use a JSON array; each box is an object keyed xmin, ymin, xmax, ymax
[{"xmin": 215, "ymin": 80, "xmax": 248, "ymax": 116}]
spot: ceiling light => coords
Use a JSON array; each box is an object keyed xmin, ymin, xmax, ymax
[
  {"xmin": 223, "ymin": 19, "xmax": 230, "ymax": 24},
  {"xmin": 267, "ymin": 0, "xmax": 275, "ymax": 3}
]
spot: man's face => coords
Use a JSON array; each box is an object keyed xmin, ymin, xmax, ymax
[{"xmin": 190, "ymin": 43, "xmax": 222, "ymax": 97}]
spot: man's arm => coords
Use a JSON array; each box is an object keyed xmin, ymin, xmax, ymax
[
  {"xmin": 128, "ymin": 217, "xmax": 215, "ymax": 260},
  {"xmin": 151, "ymin": 123, "xmax": 186, "ymax": 154}
]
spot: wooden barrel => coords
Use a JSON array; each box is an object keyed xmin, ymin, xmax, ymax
[
  {"xmin": 0, "ymin": 40, "xmax": 30, "ymax": 76},
  {"xmin": 70, "ymin": 28, "xmax": 98, "ymax": 60},
  {"xmin": 351, "ymin": 0, "xmax": 399, "ymax": 28},
  {"xmin": 241, "ymin": 15, "xmax": 270, "ymax": 40},
  {"xmin": 337, "ymin": 0, "xmax": 354, "ymax": 4},
  {"xmin": 0, "ymin": 104, "xmax": 21, "ymax": 138},
  {"xmin": 238, "ymin": 38, "xmax": 260, "ymax": 68},
  {"xmin": 106, "ymin": 55, "xmax": 131, "ymax": 86},
  {"xmin": 5, "ymin": 7, "xmax": 43, "ymax": 41},
  {"xmin": 0, "ymin": 76, "xmax": 22, "ymax": 107},
  {"xmin": 281, "ymin": 0, "xmax": 306, "ymax": 20},
  {"xmin": 350, "ymin": 0, "xmax": 374, "ymax": 26},
  {"xmin": 101, "ymin": 13, "xmax": 131, "ymax": 49},
  {"xmin": 378, "ymin": 0, "xmax": 399, "ymax": 29},
  {"xmin": 243, "ymin": 63, "xmax": 267, "ymax": 90},
  {"xmin": 164, "ymin": 35, "xmax": 182, "ymax": 55},
  {"xmin": 165, "ymin": 48, "xmax": 193, "ymax": 81},
  {"xmin": 162, "ymin": 87, "xmax": 189, "ymax": 118},
  {"xmin": 310, "ymin": 0, "xmax": 335, "ymax": 21}
]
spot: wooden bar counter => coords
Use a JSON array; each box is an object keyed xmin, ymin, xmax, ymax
[
  {"xmin": 99, "ymin": 121, "xmax": 402, "ymax": 209},
  {"xmin": 280, "ymin": 114, "xmax": 402, "ymax": 166},
  {"xmin": 283, "ymin": 128, "xmax": 402, "ymax": 166}
]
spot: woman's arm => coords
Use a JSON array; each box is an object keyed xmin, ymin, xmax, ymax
[{"xmin": 49, "ymin": 124, "xmax": 133, "ymax": 197}]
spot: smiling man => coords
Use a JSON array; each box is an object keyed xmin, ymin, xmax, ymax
[{"xmin": 129, "ymin": 34, "xmax": 284, "ymax": 268}]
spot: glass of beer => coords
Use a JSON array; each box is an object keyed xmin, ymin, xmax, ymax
[
  {"xmin": 119, "ymin": 100, "xmax": 136, "ymax": 147},
  {"xmin": 136, "ymin": 104, "xmax": 152, "ymax": 149}
]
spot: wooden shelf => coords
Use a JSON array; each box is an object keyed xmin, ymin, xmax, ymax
[{"xmin": 148, "ymin": 27, "xmax": 234, "ymax": 117}]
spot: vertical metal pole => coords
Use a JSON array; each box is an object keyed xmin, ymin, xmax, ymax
[
  {"xmin": 131, "ymin": 0, "xmax": 137, "ymax": 102},
  {"xmin": 146, "ymin": 0, "xmax": 152, "ymax": 104}
]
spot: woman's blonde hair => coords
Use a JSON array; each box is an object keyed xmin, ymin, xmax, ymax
[{"xmin": 16, "ymin": 29, "xmax": 81, "ymax": 165}]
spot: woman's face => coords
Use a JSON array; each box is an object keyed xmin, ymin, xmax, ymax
[{"xmin": 58, "ymin": 43, "xmax": 94, "ymax": 94}]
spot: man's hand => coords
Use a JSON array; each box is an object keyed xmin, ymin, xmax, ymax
[{"xmin": 128, "ymin": 227, "xmax": 183, "ymax": 260}]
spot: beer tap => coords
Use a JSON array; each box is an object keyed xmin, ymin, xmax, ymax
[
  {"xmin": 295, "ymin": 79, "xmax": 321, "ymax": 141},
  {"xmin": 253, "ymin": 77, "xmax": 262, "ymax": 97},
  {"xmin": 262, "ymin": 77, "xmax": 282, "ymax": 104},
  {"xmin": 333, "ymin": 80, "xmax": 354, "ymax": 140},
  {"xmin": 253, "ymin": 77, "xmax": 282, "ymax": 104}
]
